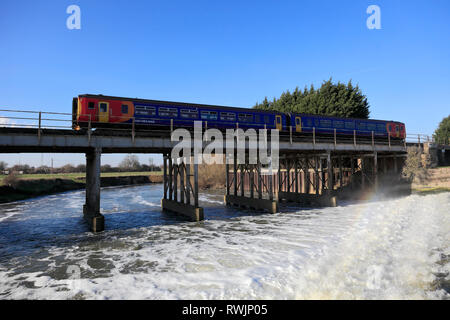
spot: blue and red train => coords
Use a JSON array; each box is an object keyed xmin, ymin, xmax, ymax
[{"xmin": 72, "ymin": 94, "xmax": 406, "ymax": 139}]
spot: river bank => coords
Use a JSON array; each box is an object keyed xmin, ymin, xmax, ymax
[
  {"xmin": 0, "ymin": 174, "xmax": 163, "ymax": 203},
  {"xmin": 412, "ymin": 167, "xmax": 450, "ymax": 194}
]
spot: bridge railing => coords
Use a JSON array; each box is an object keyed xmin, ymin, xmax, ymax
[
  {"xmin": 405, "ymin": 133, "xmax": 434, "ymax": 145},
  {"xmin": 3, "ymin": 108, "xmax": 440, "ymax": 148},
  {"xmin": 0, "ymin": 109, "xmax": 73, "ymax": 130}
]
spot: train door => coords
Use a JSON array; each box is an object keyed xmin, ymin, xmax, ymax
[
  {"xmin": 275, "ymin": 115, "xmax": 282, "ymax": 130},
  {"xmin": 295, "ymin": 116, "xmax": 302, "ymax": 132},
  {"xmin": 98, "ymin": 101, "xmax": 109, "ymax": 123}
]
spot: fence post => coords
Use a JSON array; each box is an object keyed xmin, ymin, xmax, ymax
[
  {"xmin": 334, "ymin": 129, "xmax": 337, "ymax": 148},
  {"xmin": 38, "ymin": 111, "xmax": 42, "ymax": 142},
  {"xmin": 132, "ymin": 118, "xmax": 135, "ymax": 143},
  {"xmin": 388, "ymin": 130, "xmax": 391, "ymax": 149},
  {"xmin": 88, "ymin": 114, "xmax": 92, "ymax": 144},
  {"xmin": 372, "ymin": 131, "xmax": 374, "ymax": 149},
  {"xmin": 289, "ymin": 126, "xmax": 292, "ymax": 145},
  {"xmin": 313, "ymin": 127, "xmax": 316, "ymax": 145}
]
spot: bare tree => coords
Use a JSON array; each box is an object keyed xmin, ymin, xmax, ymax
[{"xmin": 119, "ymin": 154, "xmax": 141, "ymax": 172}]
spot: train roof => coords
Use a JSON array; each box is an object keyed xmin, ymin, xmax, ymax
[
  {"xmin": 78, "ymin": 94, "xmax": 404, "ymax": 124},
  {"xmin": 288, "ymin": 112, "xmax": 401, "ymax": 124}
]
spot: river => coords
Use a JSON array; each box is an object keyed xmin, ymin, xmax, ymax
[{"xmin": 0, "ymin": 184, "xmax": 448, "ymax": 299}]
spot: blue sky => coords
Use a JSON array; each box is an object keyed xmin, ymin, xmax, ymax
[{"xmin": 1, "ymin": 0, "xmax": 449, "ymax": 167}]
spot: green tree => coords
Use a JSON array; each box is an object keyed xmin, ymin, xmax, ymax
[
  {"xmin": 254, "ymin": 78, "xmax": 370, "ymax": 119},
  {"xmin": 433, "ymin": 115, "xmax": 450, "ymax": 145}
]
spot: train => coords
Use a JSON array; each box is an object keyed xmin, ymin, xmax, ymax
[{"xmin": 72, "ymin": 94, "xmax": 406, "ymax": 139}]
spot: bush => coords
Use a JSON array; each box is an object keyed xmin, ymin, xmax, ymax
[
  {"xmin": 198, "ymin": 163, "xmax": 226, "ymax": 189},
  {"xmin": 402, "ymin": 147, "xmax": 430, "ymax": 183},
  {"xmin": 3, "ymin": 172, "xmax": 20, "ymax": 188}
]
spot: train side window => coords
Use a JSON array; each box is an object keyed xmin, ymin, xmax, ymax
[
  {"xmin": 180, "ymin": 109, "xmax": 198, "ymax": 119},
  {"xmin": 220, "ymin": 112, "xmax": 236, "ymax": 121},
  {"xmin": 367, "ymin": 123, "xmax": 376, "ymax": 131},
  {"xmin": 276, "ymin": 116, "xmax": 281, "ymax": 124},
  {"xmin": 135, "ymin": 105, "xmax": 156, "ymax": 116},
  {"xmin": 357, "ymin": 122, "xmax": 367, "ymax": 131},
  {"xmin": 345, "ymin": 121, "xmax": 355, "ymax": 129},
  {"xmin": 159, "ymin": 107, "xmax": 178, "ymax": 117},
  {"xmin": 320, "ymin": 119, "xmax": 331, "ymax": 128},
  {"xmin": 88, "ymin": 102, "xmax": 95, "ymax": 110},
  {"xmin": 334, "ymin": 120, "xmax": 345, "ymax": 129},
  {"xmin": 121, "ymin": 105, "xmax": 128, "ymax": 114},
  {"xmin": 201, "ymin": 111, "xmax": 218, "ymax": 121},
  {"xmin": 238, "ymin": 114, "xmax": 253, "ymax": 122},
  {"xmin": 296, "ymin": 118, "xmax": 300, "ymax": 125}
]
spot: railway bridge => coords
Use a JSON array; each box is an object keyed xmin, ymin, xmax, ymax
[{"xmin": 0, "ymin": 122, "xmax": 409, "ymax": 232}]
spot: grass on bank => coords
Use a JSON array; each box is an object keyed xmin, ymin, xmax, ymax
[
  {"xmin": 412, "ymin": 186, "xmax": 450, "ymax": 195},
  {"xmin": 0, "ymin": 171, "xmax": 162, "ymax": 185}
]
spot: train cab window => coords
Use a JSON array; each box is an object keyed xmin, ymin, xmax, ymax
[
  {"xmin": 180, "ymin": 109, "xmax": 198, "ymax": 119},
  {"xmin": 88, "ymin": 102, "xmax": 95, "ymax": 110},
  {"xmin": 121, "ymin": 105, "xmax": 128, "ymax": 114},
  {"xmin": 158, "ymin": 107, "xmax": 178, "ymax": 117},
  {"xmin": 238, "ymin": 114, "xmax": 253, "ymax": 122},
  {"xmin": 220, "ymin": 112, "xmax": 236, "ymax": 121},
  {"xmin": 99, "ymin": 103, "xmax": 107, "ymax": 112}
]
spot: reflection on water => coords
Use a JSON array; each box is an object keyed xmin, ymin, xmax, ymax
[{"xmin": 0, "ymin": 184, "xmax": 448, "ymax": 300}]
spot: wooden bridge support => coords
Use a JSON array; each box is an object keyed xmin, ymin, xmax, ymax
[
  {"xmin": 162, "ymin": 154, "xmax": 204, "ymax": 221},
  {"xmin": 83, "ymin": 148, "xmax": 104, "ymax": 232},
  {"xmin": 224, "ymin": 151, "xmax": 278, "ymax": 214}
]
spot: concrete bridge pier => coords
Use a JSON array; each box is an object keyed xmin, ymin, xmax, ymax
[
  {"xmin": 161, "ymin": 154, "xmax": 204, "ymax": 221},
  {"xmin": 83, "ymin": 148, "xmax": 104, "ymax": 232}
]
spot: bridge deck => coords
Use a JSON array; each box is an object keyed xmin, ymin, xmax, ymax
[{"xmin": 0, "ymin": 127, "xmax": 406, "ymax": 154}]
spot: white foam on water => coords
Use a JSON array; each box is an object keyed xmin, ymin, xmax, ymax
[
  {"xmin": 0, "ymin": 192, "xmax": 448, "ymax": 300},
  {"xmin": 198, "ymin": 194, "xmax": 224, "ymax": 205}
]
